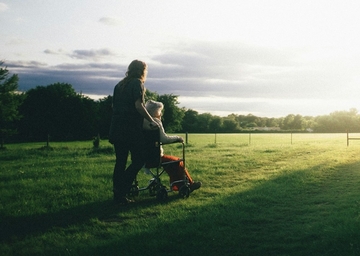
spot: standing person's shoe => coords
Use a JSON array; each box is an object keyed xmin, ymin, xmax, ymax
[{"xmin": 190, "ymin": 181, "xmax": 202, "ymax": 192}]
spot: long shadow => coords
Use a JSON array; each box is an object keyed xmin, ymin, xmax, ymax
[
  {"xmin": 3, "ymin": 161, "xmax": 360, "ymax": 255},
  {"xmin": 0, "ymin": 194, "xmax": 178, "ymax": 243},
  {"xmin": 1, "ymin": 200, "xmax": 107, "ymax": 242},
  {"xmin": 72, "ymin": 161, "xmax": 360, "ymax": 256}
]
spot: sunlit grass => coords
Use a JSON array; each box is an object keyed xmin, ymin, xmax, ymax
[{"xmin": 1, "ymin": 133, "xmax": 360, "ymax": 255}]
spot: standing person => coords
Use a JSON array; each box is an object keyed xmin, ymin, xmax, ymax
[
  {"xmin": 109, "ymin": 60, "xmax": 158, "ymax": 205},
  {"xmin": 143, "ymin": 100, "xmax": 202, "ymax": 192}
]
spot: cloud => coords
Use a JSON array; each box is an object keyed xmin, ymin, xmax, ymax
[
  {"xmin": 6, "ymin": 39, "xmax": 360, "ymax": 117},
  {"xmin": 44, "ymin": 49, "xmax": 63, "ymax": 55},
  {"xmin": 145, "ymin": 42, "xmax": 297, "ymax": 98},
  {"xmin": 0, "ymin": 3, "xmax": 8, "ymax": 12},
  {"xmin": 5, "ymin": 37, "xmax": 27, "ymax": 45},
  {"xmin": 150, "ymin": 41, "xmax": 297, "ymax": 84},
  {"xmin": 69, "ymin": 48, "xmax": 115, "ymax": 60},
  {"xmin": 147, "ymin": 41, "xmax": 360, "ymax": 102},
  {"xmin": 6, "ymin": 60, "xmax": 47, "ymax": 68},
  {"xmin": 98, "ymin": 17, "xmax": 121, "ymax": 26},
  {"xmin": 8, "ymin": 60, "xmax": 123, "ymax": 95},
  {"xmin": 44, "ymin": 47, "xmax": 117, "ymax": 61},
  {"xmin": 7, "ymin": 41, "xmax": 356, "ymax": 102}
]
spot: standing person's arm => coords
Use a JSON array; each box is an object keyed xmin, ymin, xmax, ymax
[{"xmin": 135, "ymin": 98, "xmax": 158, "ymax": 129}]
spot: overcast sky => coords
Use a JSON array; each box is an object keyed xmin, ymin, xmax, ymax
[{"xmin": 1, "ymin": 0, "xmax": 360, "ymax": 117}]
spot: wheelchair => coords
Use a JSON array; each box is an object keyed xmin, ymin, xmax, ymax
[{"xmin": 127, "ymin": 129, "xmax": 191, "ymax": 201}]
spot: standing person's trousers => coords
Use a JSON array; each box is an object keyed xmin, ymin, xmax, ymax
[{"xmin": 113, "ymin": 133, "xmax": 145, "ymax": 197}]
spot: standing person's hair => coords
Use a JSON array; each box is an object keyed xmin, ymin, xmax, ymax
[{"xmin": 121, "ymin": 60, "xmax": 148, "ymax": 86}]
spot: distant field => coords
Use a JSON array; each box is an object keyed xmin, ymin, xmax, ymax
[
  {"xmin": 185, "ymin": 132, "xmax": 352, "ymax": 145},
  {"xmin": 1, "ymin": 133, "xmax": 360, "ymax": 255}
]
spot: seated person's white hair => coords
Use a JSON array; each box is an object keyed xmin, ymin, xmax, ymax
[{"xmin": 145, "ymin": 100, "xmax": 164, "ymax": 117}]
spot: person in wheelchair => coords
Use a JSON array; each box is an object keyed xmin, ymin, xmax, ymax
[{"xmin": 143, "ymin": 100, "xmax": 201, "ymax": 192}]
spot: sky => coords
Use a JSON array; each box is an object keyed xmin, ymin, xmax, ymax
[{"xmin": 1, "ymin": 0, "xmax": 360, "ymax": 118}]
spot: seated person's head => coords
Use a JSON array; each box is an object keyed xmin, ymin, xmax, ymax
[{"xmin": 145, "ymin": 100, "xmax": 163, "ymax": 118}]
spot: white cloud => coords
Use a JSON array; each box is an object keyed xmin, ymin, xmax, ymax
[
  {"xmin": 5, "ymin": 37, "xmax": 27, "ymax": 45},
  {"xmin": 0, "ymin": 3, "xmax": 8, "ymax": 12}
]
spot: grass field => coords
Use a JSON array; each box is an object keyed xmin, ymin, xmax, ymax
[{"xmin": 1, "ymin": 133, "xmax": 360, "ymax": 255}]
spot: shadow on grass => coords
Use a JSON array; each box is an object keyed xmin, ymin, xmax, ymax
[
  {"xmin": 2, "ymin": 161, "xmax": 360, "ymax": 255},
  {"xmin": 85, "ymin": 161, "xmax": 360, "ymax": 256},
  {"xmin": 0, "ymin": 194, "xmax": 180, "ymax": 244}
]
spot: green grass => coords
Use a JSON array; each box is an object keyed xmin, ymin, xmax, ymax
[{"xmin": 1, "ymin": 134, "xmax": 360, "ymax": 255}]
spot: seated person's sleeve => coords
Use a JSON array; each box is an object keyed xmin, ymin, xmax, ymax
[{"xmin": 155, "ymin": 118, "xmax": 181, "ymax": 144}]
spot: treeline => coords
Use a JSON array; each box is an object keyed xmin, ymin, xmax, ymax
[
  {"xmin": 2, "ymin": 64, "xmax": 360, "ymax": 146},
  {"xmin": 182, "ymin": 108, "xmax": 360, "ymax": 133}
]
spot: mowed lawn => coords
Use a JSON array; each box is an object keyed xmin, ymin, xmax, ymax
[{"xmin": 1, "ymin": 133, "xmax": 360, "ymax": 255}]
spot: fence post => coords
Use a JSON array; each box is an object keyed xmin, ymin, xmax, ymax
[
  {"xmin": 347, "ymin": 131, "xmax": 349, "ymax": 146},
  {"xmin": 186, "ymin": 132, "xmax": 188, "ymax": 144},
  {"xmin": 249, "ymin": 132, "xmax": 251, "ymax": 145}
]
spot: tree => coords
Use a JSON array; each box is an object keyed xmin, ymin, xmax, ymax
[
  {"xmin": 281, "ymin": 114, "xmax": 295, "ymax": 130},
  {"xmin": 222, "ymin": 118, "xmax": 239, "ymax": 132},
  {"xmin": 157, "ymin": 94, "xmax": 184, "ymax": 132},
  {"xmin": 314, "ymin": 109, "xmax": 360, "ymax": 132},
  {"xmin": 209, "ymin": 116, "xmax": 222, "ymax": 132},
  {"xmin": 19, "ymin": 83, "xmax": 98, "ymax": 141},
  {"xmin": 182, "ymin": 109, "xmax": 199, "ymax": 132},
  {"xmin": 0, "ymin": 62, "xmax": 23, "ymax": 148},
  {"xmin": 292, "ymin": 114, "xmax": 305, "ymax": 130},
  {"xmin": 265, "ymin": 117, "xmax": 280, "ymax": 128},
  {"xmin": 97, "ymin": 95, "xmax": 113, "ymax": 138},
  {"xmin": 145, "ymin": 90, "xmax": 159, "ymax": 102},
  {"xmin": 197, "ymin": 113, "xmax": 213, "ymax": 132}
]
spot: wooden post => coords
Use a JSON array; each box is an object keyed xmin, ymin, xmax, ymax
[{"xmin": 186, "ymin": 132, "xmax": 188, "ymax": 144}]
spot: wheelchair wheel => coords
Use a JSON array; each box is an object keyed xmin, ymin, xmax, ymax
[
  {"xmin": 149, "ymin": 178, "xmax": 161, "ymax": 196},
  {"xmin": 156, "ymin": 187, "xmax": 168, "ymax": 201},
  {"xmin": 149, "ymin": 186, "xmax": 156, "ymax": 196},
  {"xmin": 179, "ymin": 185, "xmax": 190, "ymax": 199},
  {"xmin": 128, "ymin": 185, "xmax": 139, "ymax": 197}
]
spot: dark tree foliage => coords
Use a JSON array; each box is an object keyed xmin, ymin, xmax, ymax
[
  {"xmin": 157, "ymin": 94, "xmax": 184, "ymax": 132},
  {"xmin": 18, "ymin": 83, "xmax": 98, "ymax": 141},
  {"xmin": 222, "ymin": 118, "xmax": 240, "ymax": 132},
  {"xmin": 7, "ymin": 77, "xmax": 360, "ymax": 143},
  {"xmin": 196, "ymin": 113, "xmax": 213, "ymax": 133},
  {"xmin": 145, "ymin": 90, "xmax": 159, "ymax": 102},
  {"xmin": 209, "ymin": 116, "xmax": 222, "ymax": 133},
  {"xmin": 181, "ymin": 109, "xmax": 199, "ymax": 133},
  {"xmin": 0, "ymin": 62, "xmax": 23, "ymax": 147},
  {"xmin": 96, "ymin": 95, "xmax": 113, "ymax": 139}
]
